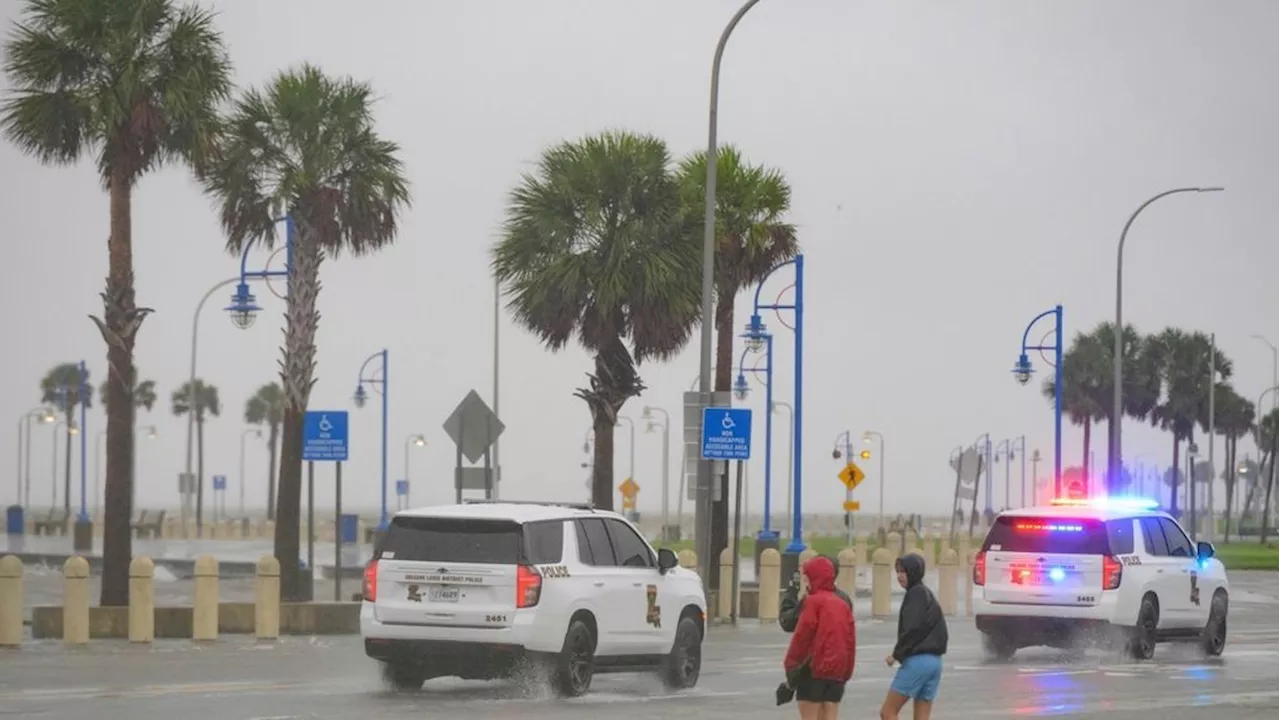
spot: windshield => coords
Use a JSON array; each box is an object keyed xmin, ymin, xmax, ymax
[{"xmin": 981, "ymin": 516, "xmax": 1132, "ymax": 555}]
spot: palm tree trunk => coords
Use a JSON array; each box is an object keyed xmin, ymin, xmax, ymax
[
  {"xmin": 275, "ymin": 230, "xmax": 322, "ymax": 601},
  {"xmin": 709, "ymin": 288, "xmax": 736, "ymax": 591},
  {"xmin": 63, "ymin": 410, "xmax": 73, "ymax": 516},
  {"xmin": 1081, "ymin": 419, "xmax": 1092, "ymax": 493},
  {"xmin": 591, "ymin": 410, "xmax": 616, "ymax": 511},
  {"xmin": 267, "ymin": 421, "xmax": 279, "ymax": 521},
  {"xmin": 95, "ymin": 166, "xmax": 145, "ymax": 608},
  {"xmin": 1262, "ymin": 442, "xmax": 1277, "ymax": 545},
  {"xmin": 1223, "ymin": 436, "xmax": 1235, "ymax": 543},
  {"xmin": 196, "ymin": 413, "xmax": 205, "ymax": 535}
]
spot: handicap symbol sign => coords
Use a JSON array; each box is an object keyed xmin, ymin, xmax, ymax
[
  {"xmin": 700, "ymin": 407, "xmax": 752, "ymax": 461},
  {"xmin": 303, "ymin": 411, "xmax": 349, "ymax": 462}
]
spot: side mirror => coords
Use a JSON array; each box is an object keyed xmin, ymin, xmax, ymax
[
  {"xmin": 657, "ymin": 548, "xmax": 678, "ymax": 573},
  {"xmin": 1196, "ymin": 541, "xmax": 1215, "ymax": 561}
]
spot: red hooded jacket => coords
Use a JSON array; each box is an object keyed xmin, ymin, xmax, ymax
[{"xmin": 784, "ymin": 556, "xmax": 856, "ymax": 682}]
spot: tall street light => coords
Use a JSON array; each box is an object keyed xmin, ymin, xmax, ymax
[
  {"xmin": 16, "ymin": 406, "xmax": 54, "ymax": 507},
  {"xmin": 493, "ymin": 277, "xmax": 501, "ymax": 500},
  {"xmin": 773, "ymin": 401, "xmax": 794, "ymax": 538},
  {"xmin": 1013, "ymin": 304, "xmax": 1064, "ymax": 498},
  {"xmin": 354, "ymin": 349, "xmax": 390, "ymax": 529},
  {"xmin": 404, "ymin": 433, "xmax": 426, "ymax": 506},
  {"xmin": 972, "ymin": 432, "xmax": 992, "ymax": 522},
  {"xmin": 695, "ymin": 0, "xmax": 766, "ymax": 593},
  {"xmin": 1251, "ymin": 335, "xmax": 1278, "ymax": 415},
  {"xmin": 50, "ymin": 419, "xmax": 78, "ymax": 509},
  {"xmin": 861, "ymin": 431, "xmax": 885, "ymax": 530},
  {"xmin": 1111, "ymin": 187, "xmax": 1223, "ymax": 488},
  {"xmin": 616, "ymin": 415, "xmax": 636, "ymax": 491},
  {"xmin": 239, "ymin": 427, "xmax": 262, "ymax": 519},
  {"xmin": 641, "ymin": 407, "xmax": 673, "ymax": 540},
  {"xmin": 733, "ymin": 330, "xmax": 778, "ymax": 543}
]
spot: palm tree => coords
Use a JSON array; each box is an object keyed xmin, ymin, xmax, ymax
[
  {"xmin": 1213, "ymin": 386, "xmax": 1254, "ymax": 542},
  {"xmin": 675, "ymin": 146, "xmax": 797, "ymax": 580},
  {"xmin": 2, "ymin": 0, "xmax": 232, "ymax": 607},
  {"xmin": 1043, "ymin": 331, "xmax": 1107, "ymax": 489},
  {"xmin": 201, "ymin": 65, "xmax": 410, "ymax": 600},
  {"xmin": 1258, "ymin": 409, "xmax": 1278, "ymax": 545},
  {"xmin": 171, "ymin": 380, "xmax": 220, "ymax": 531},
  {"xmin": 493, "ymin": 131, "xmax": 701, "ymax": 514},
  {"xmin": 1149, "ymin": 329, "xmax": 1233, "ymax": 516},
  {"xmin": 39, "ymin": 363, "xmax": 91, "ymax": 514},
  {"xmin": 244, "ymin": 382, "xmax": 285, "ymax": 520}
]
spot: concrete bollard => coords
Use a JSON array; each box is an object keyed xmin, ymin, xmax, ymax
[
  {"xmin": 886, "ymin": 531, "xmax": 902, "ymax": 557},
  {"xmin": 798, "ymin": 548, "xmax": 817, "ymax": 567},
  {"xmin": 854, "ymin": 534, "xmax": 868, "ymax": 567},
  {"xmin": 937, "ymin": 548, "xmax": 958, "ymax": 616},
  {"xmin": 255, "ymin": 555, "xmax": 280, "ymax": 640},
  {"xmin": 871, "ymin": 548, "xmax": 893, "ymax": 618},
  {"xmin": 129, "ymin": 556, "xmax": 155, "ymax": 643},
  {"xmin": 677, "ymin": 549, "xmax": 697, "ymax": 574},
  {"xmin": 192, "ymin": 555, "xmax": 219, "ymax": 641},
  {"xmin": 63, "ymin": 556, "xmax": 90, "ymax": 645},
  {"xmin": 758, "ymin": 549, "xmax": 781, "ymax": 622},
  {"xmin": 903, "ymin": 531, "xmax": 917, "ymax": 556},
  {"xmin": 922, "ymin": 530, "xmax": 936, "ymax": 569},
  {"xmin": 958, "ymin": 535, "xmax": 971, "ymax": 564},
  {"xmin": 717, "ymin": 547, "xmax": 733, "ymax": 621},
  {"xmin": 964, "ymin": 550, "xmax": 976, "ymax": 616},
  {"xmin": 0, "ymin": 555, "xmax": 23, "ymax": 647},
  {"xmin": 260, "ymin": 520, "xmax": 275, "ymax": 541},
  {"xmin": 836, "ymin": 548, "xmax": 857, "ymax": 597}
]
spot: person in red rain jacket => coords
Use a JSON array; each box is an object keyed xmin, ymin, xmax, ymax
[{"xmin": 783, "ymin": 556, "xmax": 856, "ymax": 719}]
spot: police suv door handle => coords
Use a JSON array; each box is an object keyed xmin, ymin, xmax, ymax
[{"xmin": 633, "ymin": 582, "xmax": 643, "ymax": 588}]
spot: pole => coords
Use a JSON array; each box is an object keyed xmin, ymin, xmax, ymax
[
  {"xmin": 696, "ymin": 0, "xmax": 765, "ymax": 594},
  {"xmin": 379, "ymin": 349, "xmax": 389, "ymax": 529},
  {"xmin": 14, "ymin": 417, "xmax": 21, "ymax": 507},
  {"xmin": 186, "ymin": 278, "xmax": 239, "ymax": 527},
  {"xmin": 239, "ymin": 429, "xmax": 252, "ymax": 519},
  {"xmin": 1054, "ymin": 305, "xmax": 1064, "ymax": 497},
  {"xmin": 455, "ymin": 415, "xmax": 464, "ymax": 505},
  {"xmin": 787, "ymin": 254, "xmax": 806, "ymax": 552},
  {"xmin": 1208, "ymin": 332, "xmax": 1216, "ymax": 537},
  {"xmin": 307, "ymin": 460, "xmax": 315, "ymax": 597},
  {"xmin": 730, "ymin": 459, "xmax": 744, "ymax": 626},
  {"xmin": 1019, "ymin": 435, "xmax": 1027, "ymax": 507},
  {"xmin": 51, "ymin": 422, "xmax": 58, "ymax": 508},
  {"xmin": 335, "ymin": 461, "xmax": 343, "ymax": 602},
  {"xmin": 493, "ymin": 276, "xmax": 501, "ymax": 500},
  {"xmin": 1112, "ymin": 188, "xmax": 1223, "ymax": 491},
  {"xmin": 843, "ymin": 433, "xmax": 853, "ymax": 545},
  {"xmin": 404, "ymin": 435, "xmax": 411, "ymax": 505},
  {"xmin": 24, "ymin": 414, "xmax": 33, "ymax": 507},
  {"xmin": 762, "ymin": 334, "xmax": 774, "ymax": 536},
  {"xmin": 660, "ymin": 418, "xmax": 670, "ymax": 538},
  {"xmin": 1004, "ymin": 441, "xmax": 1011, "ymax": 510}
]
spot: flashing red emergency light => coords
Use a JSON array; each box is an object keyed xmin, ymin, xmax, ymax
[
  {"xmin": 1050, "ymin": 496, "xmax": 1159, "ymax": 512},
  {"xmin": 1014, "ymin": 522, "xmax": 1084, "ymax": 532}
]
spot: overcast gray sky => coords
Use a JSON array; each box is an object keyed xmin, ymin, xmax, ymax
[{"xmin": 1, "ymin": 0, "xmax": 1276, "ymax": 520}]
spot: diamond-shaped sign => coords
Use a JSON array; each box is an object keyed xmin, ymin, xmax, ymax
[
  {"xmin": 839, "ymin": 462, "xmax": 865, "ymax": 490},
  {"xmin": 442, "ymin": 390, "xmax": 505, "ymax": 464},
  {"xmin": 618, "ymin": 477, "xmax": 639, "ymax": 498}
]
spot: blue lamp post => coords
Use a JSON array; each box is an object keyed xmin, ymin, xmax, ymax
[
  {"xmin": 742, "ymin": 253, "xmax": 805, "ymax": 558},
  {"xmin": 732, "ymin": 331, "xmax": 776, "ymax": 541},
  {"xmin": 1012, "ymin": 304, "xmax": 1064, "ymax": 498},
  {"xmin": 224, "ymin": 216, "xmax": 295, "ymax": 328},
  {"xmin": 354, "ymin": 349, "xmax": 390, "ymax": 529}
]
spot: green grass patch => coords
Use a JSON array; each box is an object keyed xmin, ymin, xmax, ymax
[{"xmin": 1213, "ymin": 542, "xmax": 1279, "ymax": 571}]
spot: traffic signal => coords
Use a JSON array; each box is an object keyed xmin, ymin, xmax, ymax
[{"xmin": 859, "ymin": 449, "xmax": 872, "ymax": 460}]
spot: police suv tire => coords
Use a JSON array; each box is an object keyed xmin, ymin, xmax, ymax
[
  {"xmin": 1200, "ymin": 591, "xmax": 1228, "ymax": 657},
  {"xmin": 1127, "ymin": 595, "xmax": 1158, "ymax": 661},
  {"xmin": 662, "ymin": 616, "xmax": 702, "ymax": 689},
  {"xmin": 981, "ymin": 632, "xmax": 1016, "ymax": 662},
  {"xmin": 552, "ymin": 619, "xmax": 596, "ymax": 697},
  {"xmin": 381, "ymin": 661, "xmax": 427, "ymax": 692}
]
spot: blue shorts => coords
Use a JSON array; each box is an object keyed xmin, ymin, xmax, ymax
[{"xmin": 890, "ymin": 654, "xmax": 943, "ymax": 702}]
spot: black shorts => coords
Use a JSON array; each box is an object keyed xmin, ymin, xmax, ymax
[{"xmin": 795, "ymin": 677, "xmax": 846, "ymax": 704}]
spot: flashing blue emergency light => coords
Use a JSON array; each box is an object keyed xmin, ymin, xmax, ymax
[
  {"xmin": 1051, "ymin": 496, "xmax": 1159, "ymax": 512},
  {"xmin": 1048, "ymin": 567, "xmax": 1067, "ymax": 583}
]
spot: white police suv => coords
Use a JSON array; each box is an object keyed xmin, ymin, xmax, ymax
[
  {"xmin": 973, "ymin": 497, "xmax": 1229, "ymax": 661},
  {"xmin": 360, "ymin": 500, "xmax": 706, "ymax": 696}
]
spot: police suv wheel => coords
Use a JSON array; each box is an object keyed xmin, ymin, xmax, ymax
[
  {"xmin": 982, "ymin": 632, "xmax": 1016, "ymax": 662},
  {"xmin": 1201, "ymin": 592, "xmax": 1227, "ymax": 657},
  {"xmin": 662, "ymin": 616, "xmax": 702, "ymax": 689},
  {"xmin": 553, "ymin": 620, "xmax": 596, "ymax": 697},
  {"xmin": 1128, "ymin": 595, "xmax": 1158, "ymax": 661},
  {"xmin": 381, "ymin": 661, "xmax": 426, "ymax": 692}
]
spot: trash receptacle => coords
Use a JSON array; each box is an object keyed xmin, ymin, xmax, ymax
[
  {"xmin": 339, "ymin": 514, "xmax": 359, "ymax": 545},
  {"xmin": 5, "ymin": 505, "xmax": 23, "ymax": 536}
]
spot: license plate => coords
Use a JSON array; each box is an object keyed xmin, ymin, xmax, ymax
[{"xmin": 429, "ymin": 587, "xmax": 460, "ymax": 603}]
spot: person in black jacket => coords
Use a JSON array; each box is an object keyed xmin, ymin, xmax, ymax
[
  {"xmin": 880, "ymin": 553, "xmax": 947, "ymax": 720},
  {"xmin": 779, "ymin": 555, "xmax": 853, "ymax": 632}
]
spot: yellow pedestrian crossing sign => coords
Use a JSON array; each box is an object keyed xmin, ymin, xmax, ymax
[
  {"xmin": 838, "ymin": 462, "xmax": 865, "ymax": 490},
  {"xmin": 843, "ymin": 500, "xmax": 861, "ymax": 512},
  {"xmin": 619, "ymin": 477, "xmax": 639, "ymax": 511}
]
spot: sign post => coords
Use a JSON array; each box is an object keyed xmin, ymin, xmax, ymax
[
  {"xmin": 211, "ymin": 475, "xmax": 227, "ymax": 522},
  {"xmin": 700, "ymin": 406, "xmax": 752, "ymax": 623},
  {"xmin": 303, "ymin": 411, "xmax": 349, "ymax": 602},
  {"xmin": 443, "ymin": 390, "xmax": 505, "ymax": 504},
  {"xmin": 619, "ymin": 477, "xmax": 639, "ymax": 521},
  {"xmin": 395, "ymin": 479, "xmax": 410, "ymax": 510}
]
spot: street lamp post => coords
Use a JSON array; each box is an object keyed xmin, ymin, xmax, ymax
[
  {"xmin": 239, "ymin": 428, "xmax": 262, "ymax": 519},
  {"xmin": 404, "ymin": 434, "xmax": 426, "ymax": 507},
  {"xmin": 1013, "ymin": 304, "xmax": 1064, "ymax": 497},
  {"xmin": 832, "ymin": 431, "xmax": 854, "ymax": 544},
  {"xmin": 616, "ymin": 416, "xmax": 636, "ymax": 497},
  {"xmin": 641, "ymin": 407, "xmax": 673, "ymax": 540},
  {"xmin": 1111, "ymin": 187, "xmax": 1224, "ymax": 489},
  {"xmin": 1251, "ymin": 336, "xmax": 1278, "ymax": 416},
  {"xmin": 733, "ymin": 330, "xmax": 778, "ymax": 542},
  {"xmin": 695, "ymin": 0, "xmax": 766, "ymax": 593},
  {"xmin": 354, "ymin": 349, "xmax": 390, "ymax": 529},
  {"xmin": 774, "ymin": 402, "xmax": 794, "ymax": 538},
  {"xmin": 972, "ymin": 433, "xmax": 992, "ymax": 521},
  {"xmin": 16, "ymin": 407, "xmax": 54, "ymax": 507},
  {"xmin": 862, "ymin": 431, "xmax": 885, "ymax": 529},
  {"xmin": 49, "ymin": 420, "xmax": 78, "ymax": 509},
  {"xmin": 742, "ymin": 254, "xmax": 806, "ymax": 577}
]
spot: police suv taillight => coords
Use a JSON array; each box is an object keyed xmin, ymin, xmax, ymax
[
  {"xmin": 516, "ymin": 565, "xmax": 542, "ymax": 608},
  {"xmin": 363, "ymin": 559, "xmax": 379, "ymax": 601},
  {"xmin": 1102, "ymin": 555, "xmax": 1123, "ymax": 590}
]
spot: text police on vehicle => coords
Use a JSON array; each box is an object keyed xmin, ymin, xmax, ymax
[
  {"xmin": 359, "ymin": 500, "xmax": 707, "ymax": 697},
  {"xmin": 971, "ymin": 497, "xmax": 1229, "ymax": 661}
]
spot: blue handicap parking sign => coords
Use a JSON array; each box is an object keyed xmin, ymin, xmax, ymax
[
  {"xmin": 212, "ymin": 474, "xmax": 226, "ymax": 491},
  {"xmin": 700, "ymin": 407, "xmax": 753, "ymax": 460},
  {"xmin": 303, "ymin": 411, "xmax": 349, "ymax": 462},
  {"xmin": 395, "ymin": 479, "xmax": 409, "ymax": 497}
]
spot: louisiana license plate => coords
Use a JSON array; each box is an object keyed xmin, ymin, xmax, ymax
[{"xmin": 429, "ymin": 587, "xmax": 460, "ymax": 603}]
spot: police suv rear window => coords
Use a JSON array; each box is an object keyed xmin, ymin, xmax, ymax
[
  {"xmin": 379, "ymin": 517, "xmax": 522, "ymax": 564},
  {"xmin": 982, "ymin": 516, "xmax": 1134, "ymax": 555}
]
